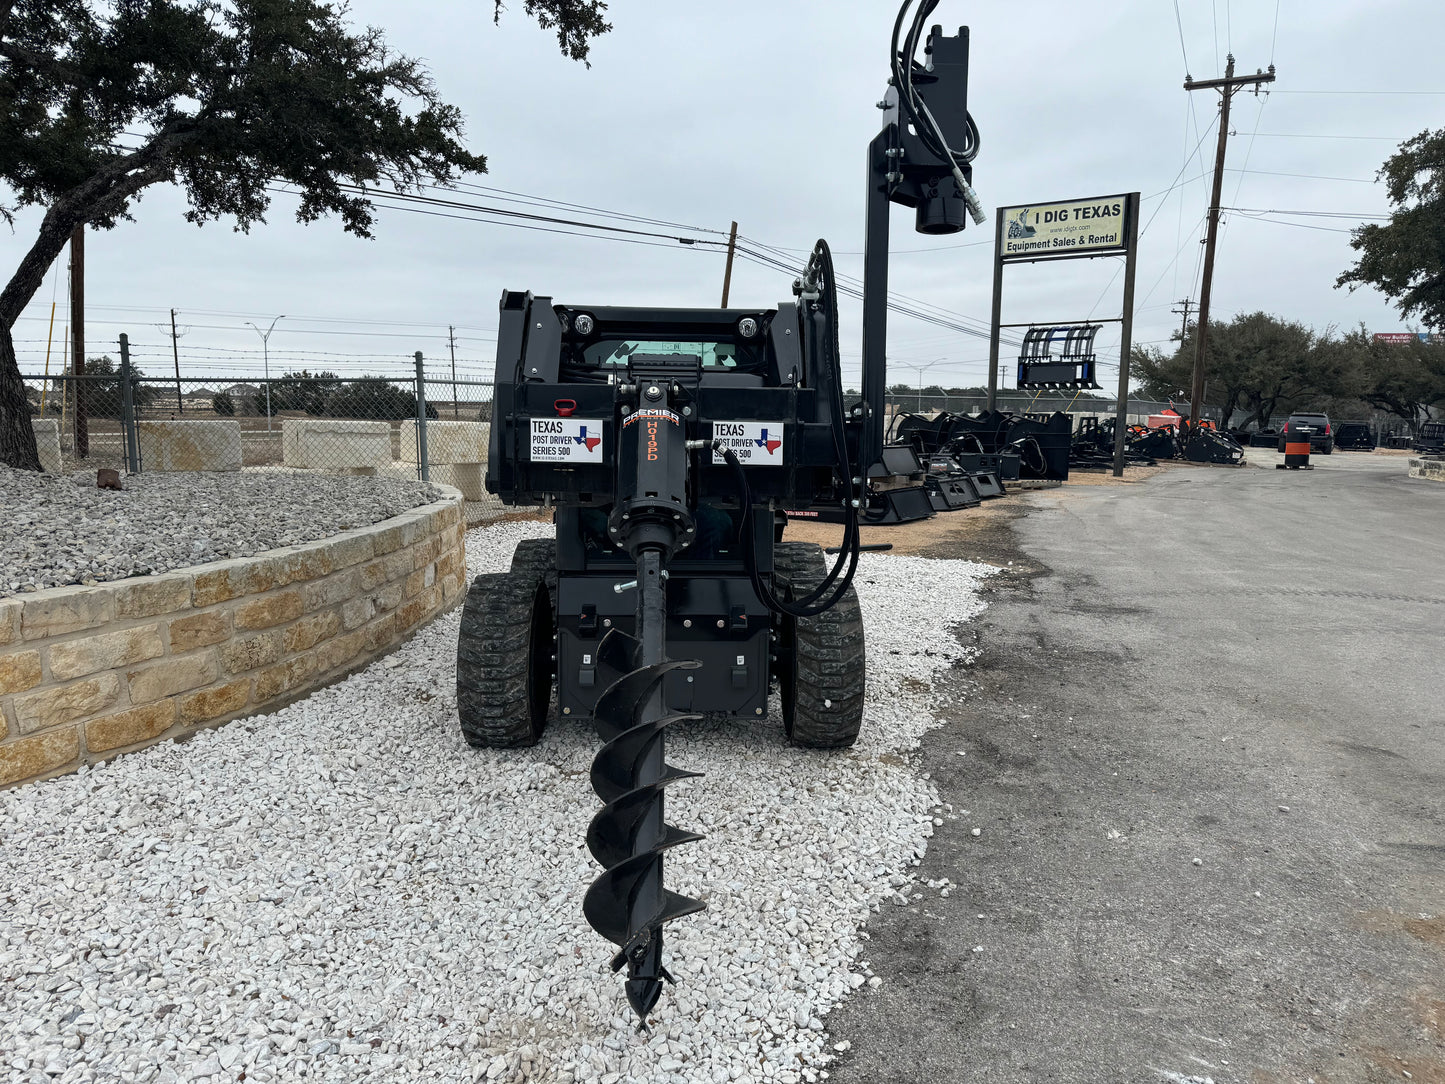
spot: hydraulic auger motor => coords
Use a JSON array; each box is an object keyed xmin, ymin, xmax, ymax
[{"xmin": 456, "ymin": 0, "xmax": 984, "ymax": 1028}]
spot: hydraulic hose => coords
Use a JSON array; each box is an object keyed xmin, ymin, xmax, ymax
[
  {"xmin": 890, "ymin": 0, "xmax": 985, "ymax": 224},
  {"xmin": 723, "ymin": 238, "xmax": 865, "ymax": 619}
]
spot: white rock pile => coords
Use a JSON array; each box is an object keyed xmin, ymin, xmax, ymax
[
  {"xmin": 0, "ymin": 467, "xmax": 441, "ymax": 596},
  {"xmin": 0, "ymin": 521, "xmax": 994, "ymax": 1084}
]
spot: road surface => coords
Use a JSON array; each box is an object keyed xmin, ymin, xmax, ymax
[{"xmin": 830, "ymin": 451, "xmax": 1445, "ymax": 1083}]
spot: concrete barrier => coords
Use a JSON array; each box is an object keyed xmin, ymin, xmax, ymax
[
  {"xmin": 137, "ymin": 421, "xmax": 242, "ymax": 471},
  {"xmin": 31, "ymin": 418, "xmax": 62, "ymax": 473},
  {"xmin": 398, "ymin": 420, "xmax": 489, "ymax": 464},
  {"xmin": 282, "ymin": 419, "xmax": 392, "ymax": 473},
  {"xmin": 398, "ymin": 420, "xmax": 489, "ymax": 499}
]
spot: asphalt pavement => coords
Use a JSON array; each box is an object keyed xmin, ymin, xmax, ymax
[{"xmin": 828, "ymin": 450, "xmax": 1445, "ymax": 1084}]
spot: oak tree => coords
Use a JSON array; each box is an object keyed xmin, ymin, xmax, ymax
[
  {"xmin": 0, "ymin": 0, "xmax": 609, "ymax": 469},
  {"xmin": 1337, "ymin": 128, "xmax": 1445, "ymax": 331}
]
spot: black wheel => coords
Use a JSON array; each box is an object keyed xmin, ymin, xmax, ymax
[
  {"xmin": 456, "ymin": 563, "xmax": 555, "ymax": 748},
  {"xmin": 1276, "ymin": 440, "xmax": 1286, "ymax": 453},
  {"xmin": 509, "ymin": 537, "xmax": 558, "ymax": 593},
  {"xmin": 773, "ymin": 542, "xmax": 865, "ymax": 749}
]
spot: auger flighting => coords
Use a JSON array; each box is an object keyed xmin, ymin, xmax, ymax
[
  {"xmin": 581, "ymin": 389, "xmax": 706, "ymax": 1026},
  {"xmin": 456, "ymin": 0, "xmax": 984, "ymax": 1027}
]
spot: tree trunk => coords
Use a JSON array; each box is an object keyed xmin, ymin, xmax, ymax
[
  {"xmin": 0, "ymin": 322, "xmax": 41, "ymax": 470},
  {"xmin": 0, "ymin": 200, "xmax": 90, "ymax": 470}
]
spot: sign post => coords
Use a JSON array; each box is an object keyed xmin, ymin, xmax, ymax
[{"xmin": 987, "ymin": 191, "xmax": 1141, "ymax": 476}]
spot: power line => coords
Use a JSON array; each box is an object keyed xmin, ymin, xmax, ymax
[
  {"xmin": 1173, "ymin": 0, "xmax": 1193, "ymax": 75},
  {"xmin": 1246, "ymin": 132, "xmax": 1403, "ymax": 140},
  {"xmin": 1227, "ymin": 167, "xmax": 1375, "ymax": 184},
  {"xmin": 1223, "ymin": 216, "xmax": 1355, "ymax": 235},
  {"xmin": 329, "ymin": 182, "xmax": 725, "ymax": 247},
  {"xmin": 731, "ymin": 244, "xmax": 1014, "ymax": 345},
  {"xmin": 1086, "ymin": 115, "xmax": 1220, "ymax": 317},
  {"xmin": 1270, "ymin": 89, "xmax": 1445, "ymax": 95},
  {"xmin": 1219, "ymin": 206, "xmax": 1390, "ymax": 219}
]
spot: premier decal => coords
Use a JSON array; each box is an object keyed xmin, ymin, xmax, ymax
[{"xmin": 622, "ymin": 408, "xmax": 680, "ymax": 428}]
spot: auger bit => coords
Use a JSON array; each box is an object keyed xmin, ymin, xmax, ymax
[{"xmin": 582, "ymin": 545, "xmax": 705, "ymax": 1029}]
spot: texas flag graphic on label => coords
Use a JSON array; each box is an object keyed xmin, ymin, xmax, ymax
[
  {"xmin": 530, "ymin": 418, "xmax": 605, "ymax": 462},
  {"xmin": 712, "ymin": 421, "xmax": 786, "ymax": 465}
]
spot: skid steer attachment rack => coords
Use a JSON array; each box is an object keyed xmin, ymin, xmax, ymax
[{"xmin": 456, "ymin": 0, "xmax": 985, "ymax": 1027}]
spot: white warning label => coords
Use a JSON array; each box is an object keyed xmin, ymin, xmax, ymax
[
  {"xmin": 711, "ymin": 421, "xmax": 785, "ymax": 465},
  {"xmin": 529, "ymin": 418, "xmax": 605, "ymax": 462}
]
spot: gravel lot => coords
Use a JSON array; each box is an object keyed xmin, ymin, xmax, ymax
[
  {"xmin": 0, "ymin": 468, "xmax": 442, "ymax": 596},
  {"xmin": 0, "ymin": 521, "xmax": 993, "ymax": 1084}
]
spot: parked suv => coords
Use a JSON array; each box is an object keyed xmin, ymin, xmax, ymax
[
  {"xmin": 1277, "ymin": 412, "xmax": 1333, "ymax": 454},
  {"xmin": 1334, "ymin": 422, "xmax": 1376, "ymax": 451}
]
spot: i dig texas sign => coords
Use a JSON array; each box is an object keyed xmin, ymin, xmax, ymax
[{"xmin": 1000, "ymin": 195, "xmax": 1131, "ymax": 260}]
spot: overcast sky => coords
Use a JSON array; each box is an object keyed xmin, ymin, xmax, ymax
[{"xmin": 7, "ymin": 0, "xmax": 1444, "ymax": 393}]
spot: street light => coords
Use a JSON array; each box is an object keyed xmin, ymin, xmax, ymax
[
  {"xmin": 909, "ymin": 358, "xmax": 946, "ymax": 415},
  {"xmin": 245, "ymin": 315, "xmax": 286, "ymax": 432}
]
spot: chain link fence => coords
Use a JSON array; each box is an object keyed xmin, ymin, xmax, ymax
[{"xmin": 21, "ymin": 353, "xmax": 507, "ymax": 526}]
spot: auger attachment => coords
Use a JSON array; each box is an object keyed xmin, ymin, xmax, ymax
[
  {"xmin": 581, "ymin": 386, "xmax": 703, "ymax": 1028},
  {"xmin": 583, "ymin": 631, "xmax": 704, "ymax": 1025}
]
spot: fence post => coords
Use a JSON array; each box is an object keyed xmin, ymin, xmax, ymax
[
  {"xmin": 119, "ymin": 333, "xmax": 141, "ymax": 473},
  {"xmin": 414, "ymin": 351, "xmax": 430, "ymax": 482}
]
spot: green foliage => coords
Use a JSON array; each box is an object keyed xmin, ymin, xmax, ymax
[
  {"xmin": 1132, "ymin": 312, "xmax": 1445, "ymax": 430},
  {"xmin": 1337, "ymin": 129, "xmax": 1445, "ymax": 330},
  {"xmin": 324, "ymin": 376, "xmax": 435, "ymax": 420},
  {"xmin": 268, "ymin": 370, "xmax": 342, "ymax": 416},
  {"xmin": 211, "ymin": 390, "xmax": 235, "ymax": 416},
  {"xmin": 1133, "ymin": 312, "xmax": 1327, "ymax": 429},
  {"xmin": 1321, "ymin": 327, "xmax": 1445, "ymax": 429},
  {"xmin": 495, "ymin": 0, "xmax": 611, "ymax": 64},
  {"xmin": 81, "ymin": 355, "xmax": 158, "ymax": 418},
  {"xmin": 0, "ymin": 0, "xmax": 608, "ymax": 468},
  {"xmin": 0, "ymin": 1, "xmax": 491, "ymax": 237}
]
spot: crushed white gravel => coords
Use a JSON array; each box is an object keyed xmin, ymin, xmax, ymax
[
  {"xmin": 0, "ymin": 521, "xmax": 994, "ymax": 1084},
  {"xmin": 0, "ymin": 467, "xmax": 441, "ymax": 596}
]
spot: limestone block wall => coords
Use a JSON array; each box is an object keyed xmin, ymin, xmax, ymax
[
  {"xmin": 1408, "ymin": 456, "xmax": 1444, "ymax": 481},
  {"xmin": 0, "ymin": 486, "xmax": 466, "ymax": 789},
  {"xmin": 137, "ymin": 421, "xmax": 242, "ymax": 471}
]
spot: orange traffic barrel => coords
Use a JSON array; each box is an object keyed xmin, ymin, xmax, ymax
[{"xmin": 1276, "ymin": 438, "xmax": 1313, "ymax": 470}]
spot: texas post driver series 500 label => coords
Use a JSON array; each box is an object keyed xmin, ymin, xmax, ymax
[{"xmin": 530, "ymin": 417, "xmax": 605, "ymax": 462}]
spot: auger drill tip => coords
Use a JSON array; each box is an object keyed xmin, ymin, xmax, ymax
[{"xmin": 626, "ymin": 979, "xmax": 663, "ymax": 1029}]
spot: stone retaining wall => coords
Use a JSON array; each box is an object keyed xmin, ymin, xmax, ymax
[
  {"xmin": 0, "ymin": 486, "xmax": 467, "ymax": 789},
  {"xmin": 1408, "ymin": 456, "xmax": 1444, "ymax": 482}
]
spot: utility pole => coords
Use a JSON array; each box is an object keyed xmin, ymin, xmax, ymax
[
  {"xmin": 448, "ymin": 325, "xmax": 460, "ymax": 420},
  {"xmin": 1172, "ymin": 298, "xmax": 1193, "ymax": 345},
  {"xmin": 720, "ymin": 221, "xmax": 739, "ymax": 307},
  {"xmin": 69, "ymin": 226, "xmax": 88, "ymax": 457},
  {"xmin": 1184, "ymin": 55, "xmax": 1275, "ymax": 430},
  {"xmin": 168, "ymin": 309, "xmax": 185, "ymax": 413}
]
